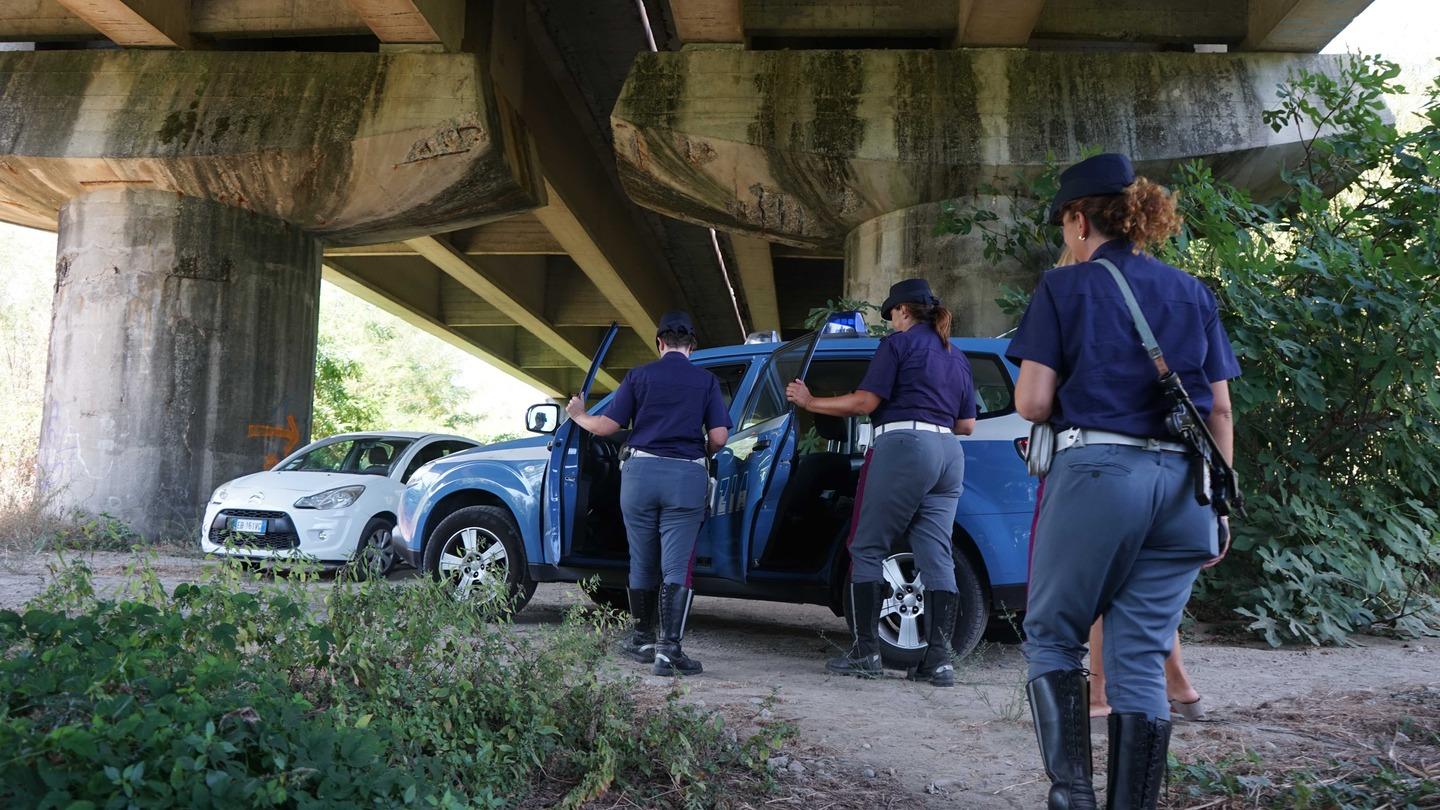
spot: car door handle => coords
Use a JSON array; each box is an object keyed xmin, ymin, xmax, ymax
[{"xmin": 753, "ymin": 439, "xmax": 771, "ymax": 451}]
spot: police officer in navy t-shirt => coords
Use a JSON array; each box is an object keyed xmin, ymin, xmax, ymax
[
  {"xmin": 566, "ymin": 311, "xmax": 732, "ymax": 676},
  {"xmin": 786, "ymin": 280, "xmax": 977, "ymax": 685},
  {"xmin": 1008, "ymin": 153, "xmax": 1240, "ymax": 810}
]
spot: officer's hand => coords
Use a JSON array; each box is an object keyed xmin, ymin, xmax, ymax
[
  {"xmin": 785, "ymin": 380, "xmax": 813, "ymax": 409},
  {"xmin": 1202, "ymin": 516, "xmax": 1231, "ymax": 569},
  {"xmin": 565, "ymin": 395, "xmax": 586, "ymax": 419}
]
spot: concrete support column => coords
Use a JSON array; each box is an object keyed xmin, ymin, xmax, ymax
[
  {"xmin": 844, "ymin": 198, "xmax": 1049, "ymax": 337},
  {"xmin": 39, "ymin": 189, "xmax": 321, "ymax": 538}
]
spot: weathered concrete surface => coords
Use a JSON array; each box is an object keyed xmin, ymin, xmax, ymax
[
  {"xmin": 0, "ymin": 49, "xmax": 543, "ymax": 243},
  {"xmin": 612, "ymin": 48, "xmax": 1355, "ymax": 250},
  {"xmin": 38, "ymin": 188, "xmax": 320, "ymax": 539},
  {"xmin": 845, "ymin": 198, "xmax": 1046, "ymax": 338}
]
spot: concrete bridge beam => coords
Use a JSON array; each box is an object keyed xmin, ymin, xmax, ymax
[
  {"xmin": 40, "ymin": 188, "xmax": 320, "ymax": 538},
  {"xmin": 613, "ymin": 48, "xmax": 1362, "ymax": 333}
]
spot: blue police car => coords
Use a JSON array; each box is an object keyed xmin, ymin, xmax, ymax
[{"xmin": 394, "ymin": 324, "xmax": 1037, "ymax": 665}]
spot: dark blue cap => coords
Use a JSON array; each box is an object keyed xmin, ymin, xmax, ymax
[
  {"xmin": 656, "ymin": 310, "xmax": 696, "ymax": 337},
  {"xmin": 881, "ymin": 278, "xmax": 940, "ymax": 321},
  {"xmin": 1047, "ymin": 153, "xmax": 1136, "ymax": 225}
]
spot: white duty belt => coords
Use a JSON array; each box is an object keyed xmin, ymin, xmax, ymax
[
  {"xmin": 1056, "ymin": 427, "xmax": 1189, "ymax": 454},
  {"xmin": 873, "ymin": 420, "xmax": 952, "ymax": 438},
  {"xmin": 629, "ymin": 449, "xmax": 707, "ymax": 466}
]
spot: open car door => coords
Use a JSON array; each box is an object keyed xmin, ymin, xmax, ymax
[
  {"xmin": 706, "ymin": 331, "xmax": 820, "ymax": 581},
  {"xmin": 542, "ymin": 323, "xmax": 621, "ymax": 565}
]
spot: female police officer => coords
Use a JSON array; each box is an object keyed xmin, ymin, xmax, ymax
[
  {"xmin": 565, "ymin": 311, "xmax": 732, "ymax": 676},
  {"xmin": 785, "ymin": 279, "xmax": 977, "ymax": 686},
  {"xmin": 1009, "ymin": 153, "xmax": 1239, "ymax": 809}
]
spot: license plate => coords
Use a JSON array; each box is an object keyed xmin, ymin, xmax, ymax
[{"xmin": 229, "ymin": 517, "xmax": 267, "ymax": 534}]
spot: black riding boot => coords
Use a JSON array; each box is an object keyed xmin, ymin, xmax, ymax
[
  {"xmin": 619, "ymin": 588, "xmax": 658, "ymax": 663},
  {"xmin": 827, "ymin": 581, "xmax": 884, "ymax": 678},
  {"xmin": 1105, "ymin": 713, "xmax": 1171, "ymax": 810},
  {"xmin": 652, "ymin": 583, "xmax": 702, "ymax": 676},
  {"xmin": 1027, "ymin": 669, "xmax": 1098, "ymax": 810},
  {"xmin": 909, "ymin": 589, "xmax": 957, "ymax": 687}
]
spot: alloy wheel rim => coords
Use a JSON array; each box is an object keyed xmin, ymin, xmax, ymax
[
  {"xmin": 437, "ymin": 526, "xmax": 508, "ymax": 601},
  {"xmin": 362, "ymin": 528, "xmax": 395, "ymax": 575},
  {"xmin": 878, "ymin": 552, "xmax": 927, "ymax": 651}
]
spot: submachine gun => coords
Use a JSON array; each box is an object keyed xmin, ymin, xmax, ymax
[
  {"xmin": 1096, "ymin": 258, "xmax": 1245, "ymax": 519},
  {"xmin": 1159, "ymin": 371, "xmax": 1245, "ymax": 519}
]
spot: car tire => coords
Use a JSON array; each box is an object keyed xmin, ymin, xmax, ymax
[
  {"xmin": 846, "ymin": 549, "xmax": 989, "ymax": 669},
  {"xmin": 423, "ymin": 505, "xmax": 537, "ymax": 613},
  {"xmin": 587, "ymin": 586, "xmax": 630, "ymax": 613},
  {"xmin": 347, "ymin": 517, "xmax": 398, "ymax": 580}
]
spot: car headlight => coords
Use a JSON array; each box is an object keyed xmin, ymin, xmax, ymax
[
  {"xmin": 406, "ymin": 461, "xmax": 439, "ymax": 490},
  {"xmin": 293, "ymin": 485, "xmax": 365, "ymax": 510},
  {"xmin": 211, "ymin": 486, "xmax": 230, "ymax": 503}
]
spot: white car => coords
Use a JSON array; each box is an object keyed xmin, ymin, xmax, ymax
[{"xmin": 200, "ymin": 431, "xmax": 480, "ymax": 576}]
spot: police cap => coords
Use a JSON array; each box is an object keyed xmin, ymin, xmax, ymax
[
  {"xmin": 1047, "ymin": 153, "xmax": 1136, "ymax": 225},
  {"xmin": 656, "ymin": 310, "xmax": 696, "ymax": 337},
  {"xmin": 880, "ymin": 278, "xmax": 940, "ymax": 321}
]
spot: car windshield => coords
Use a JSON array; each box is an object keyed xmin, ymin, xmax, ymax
[{"xmin": 279, "ymin": 437, "xmax": 414, "ymax": 476}]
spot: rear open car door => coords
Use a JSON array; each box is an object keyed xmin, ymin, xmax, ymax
[{"xmin": 706, "ymin": 332, "xmax": 820, "ymax": 581}]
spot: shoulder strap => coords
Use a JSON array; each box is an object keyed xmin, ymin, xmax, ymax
[{"xmin": 1093, "ymin": 258, "xmax": 1170, "ymax": 378}]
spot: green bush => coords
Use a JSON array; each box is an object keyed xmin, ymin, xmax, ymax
[
  {"xmin": 0, "ymin": 559, "xmax": 786, "ymax": 808},
  {"xmin": 939, "ymin": 55, "xmax": 1440, "ymax": 645}
]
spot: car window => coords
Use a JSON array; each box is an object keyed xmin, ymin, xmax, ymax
[
  {"xmin": 401, "ymin": 439, "xmax": 477, "ymax": 483},
  {"xmin": 965, "ymin": 352, "xmax": 1014, "ymax": 418},
  {"xmin": 696, "ymin": 362, "xmax": 750, "ymax": 409},
  {"xmin": 281, "ymin": 438, "xmax": 415, "ymax": 475},
  {"xmin": 740, "ymin": 335, "xmax": 818, "ymax": 431},
  {"xmin": 793, "ymin": 359, "xmax": 869, "ymax": 453},
  {"xmin": 740, "ymin": 369, "xmax": 785, "ymax": 430}
]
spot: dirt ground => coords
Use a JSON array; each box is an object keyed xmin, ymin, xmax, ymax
[{"xmin": 4, "ymin": 551, "xmax": 1437, "ymax": 808}]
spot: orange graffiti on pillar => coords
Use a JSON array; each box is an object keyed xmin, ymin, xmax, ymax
[{"xmin": 248, "ymin": 415, "xmax": 301, "ymax": 468}]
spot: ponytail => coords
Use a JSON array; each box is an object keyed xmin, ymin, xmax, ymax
[{"xmin": 901, "ymin": 302, "xmax": 953, "ymax": 350}]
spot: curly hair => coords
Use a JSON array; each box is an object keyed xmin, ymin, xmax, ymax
[{"xmin": 1062, "ymin": 176, "xmax": 1183, "ymax": 254}]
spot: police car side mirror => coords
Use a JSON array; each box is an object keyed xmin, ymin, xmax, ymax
[{"xmin": 526, "ymin": 403, "xmax": 561, "ymax": 435}]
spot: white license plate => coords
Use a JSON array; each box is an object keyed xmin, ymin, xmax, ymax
[{"xmin": 229, "ymin": 517, "xmax": 267, "ymax": 534}]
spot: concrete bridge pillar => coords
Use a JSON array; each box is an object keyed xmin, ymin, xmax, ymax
[
  {"xmin": 40, "ymin": 189, "xmax": 320, "ymax": 539},
  {"xmin": 844, "ymin": 198, "xmax": 1045, "ymax": 338}
]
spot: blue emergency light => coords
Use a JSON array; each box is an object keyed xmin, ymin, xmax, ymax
[{"xmin": 822, "ymin": 311, "xmax": 866, "ymax": 335}]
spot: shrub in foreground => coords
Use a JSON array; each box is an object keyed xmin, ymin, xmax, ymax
[{"xmin": 0, "ymin": 560, "xmax": 784, "ymax": 807}]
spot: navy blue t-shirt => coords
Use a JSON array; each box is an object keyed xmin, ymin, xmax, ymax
[
  {"xmin": 858, "ymin": 324, "xmax": 977, "ymax": 427},
  {"xmin": 603, "ymin": 352, "xmax": 734, "ymax": 459},
  {"xmin": 1006, "ymin": 239, "xmax": 1241, "ymax": 439}
]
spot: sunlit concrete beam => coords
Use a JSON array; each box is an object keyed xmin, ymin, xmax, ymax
[
  {"xmin": 342, "ymin": 0, "xmax": 464, "ymax": 51},
  {"xmin": 53, "ymin": 0, "xmax": 190, "ymax": 47},
  {"xmin": 1243, "ymin": 0, "xmax": 1375, "ymax": 52},
  {"xmin": 323, "ymin": 214, "xmax": 565, "ymax": 258},
  {"xmin": 956, "ymin": 0, "xmax": 1045, "ymax": 46},
  {"xmin": 321, "ymin": 261, "xmax": 566, "ymax": 398},
  {"xmin": 670, "ymin": 0, "xmax": 744, "ymax": 43},
  {"xmin": 728, "ymin": 235, "xmax": 780, "ymax": 334},
  {"xmin": 405, "ymin": 235, "xmax": 621, "ymax": 391}
]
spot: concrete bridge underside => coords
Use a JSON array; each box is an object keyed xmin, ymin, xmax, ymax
[{"xmin": 0, "ymin": 0, "xmax": 1373, "ymax": 536}]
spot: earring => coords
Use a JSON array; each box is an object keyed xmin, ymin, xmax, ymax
[{"xmin": 1079, "ymin": 233, "xmax": 1087, "ymax": 241}]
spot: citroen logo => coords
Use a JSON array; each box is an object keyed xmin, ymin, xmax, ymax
[{"xmin": 248, "ymin": 492, "xmax": 263, "ymax": 502}]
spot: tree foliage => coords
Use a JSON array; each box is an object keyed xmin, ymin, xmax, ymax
[{"xmin": 940, "ymin": 55, "xmax": 1440, "ymax": 644}]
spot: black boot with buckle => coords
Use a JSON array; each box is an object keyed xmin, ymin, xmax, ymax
[
  {"xmin": 1027, "ymin": 669, "xmax": 1098, "ymax": 810},
  {"xmin": 619, "ymin": 588, "xmax": 658, "ymax": 663},
  {"xmin": 1105, "ymin": 713, "xmax": 1171, "ymax": 810},
  {"xmin": 827, "ymin": 581, "xmax": 885, "ymax": 678},
  {"xmin": 652, "ymin": 583, "xmax": 702, "ymax": 676},
  {"xmin": 908, "ymin": 589, "xmax": 958, "ymax": 687}
]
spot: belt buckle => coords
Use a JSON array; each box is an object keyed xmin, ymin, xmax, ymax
[{"xmin": 1144, "ymin": 437, "xmax": 1162, "ymax": 452}]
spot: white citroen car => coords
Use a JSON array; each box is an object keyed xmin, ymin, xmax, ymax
[{"xmin": 200, "ymin": 432, "xmax": 479, "ymax": 576}]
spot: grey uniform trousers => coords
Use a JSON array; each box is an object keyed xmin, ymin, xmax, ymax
[
  {"xmin": 1023, "ymin": 443, "xmax": 1218, "ymax": 720},
  {"xmin": 620, "ymin": 456, "xmax": 709, "ymax": 589},
  {"xmin": 849, "ymin": 429, "xmax": 965, "ymax": 594}
]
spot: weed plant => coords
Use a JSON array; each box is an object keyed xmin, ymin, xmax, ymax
[{"xmin": 0, "ymin": 558, "xmax": 788, "ymax": 808}]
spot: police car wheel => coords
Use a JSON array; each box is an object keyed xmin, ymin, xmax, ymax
[
  {"xmin": 424, "ymin": 505, "xmax": 536, "ymax": 613},
  {"xmin": 856, "ymin": 550, "xmax": 988, "ymax": 669}
]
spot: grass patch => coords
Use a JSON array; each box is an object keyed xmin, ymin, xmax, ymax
[
  {"xmin": 0, "ymin": 557, "xmax": 805, "ymax": 808},
  {"xmin": 1167, "ymin": 687, "xmax": 1440, "ymax": 809}
]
